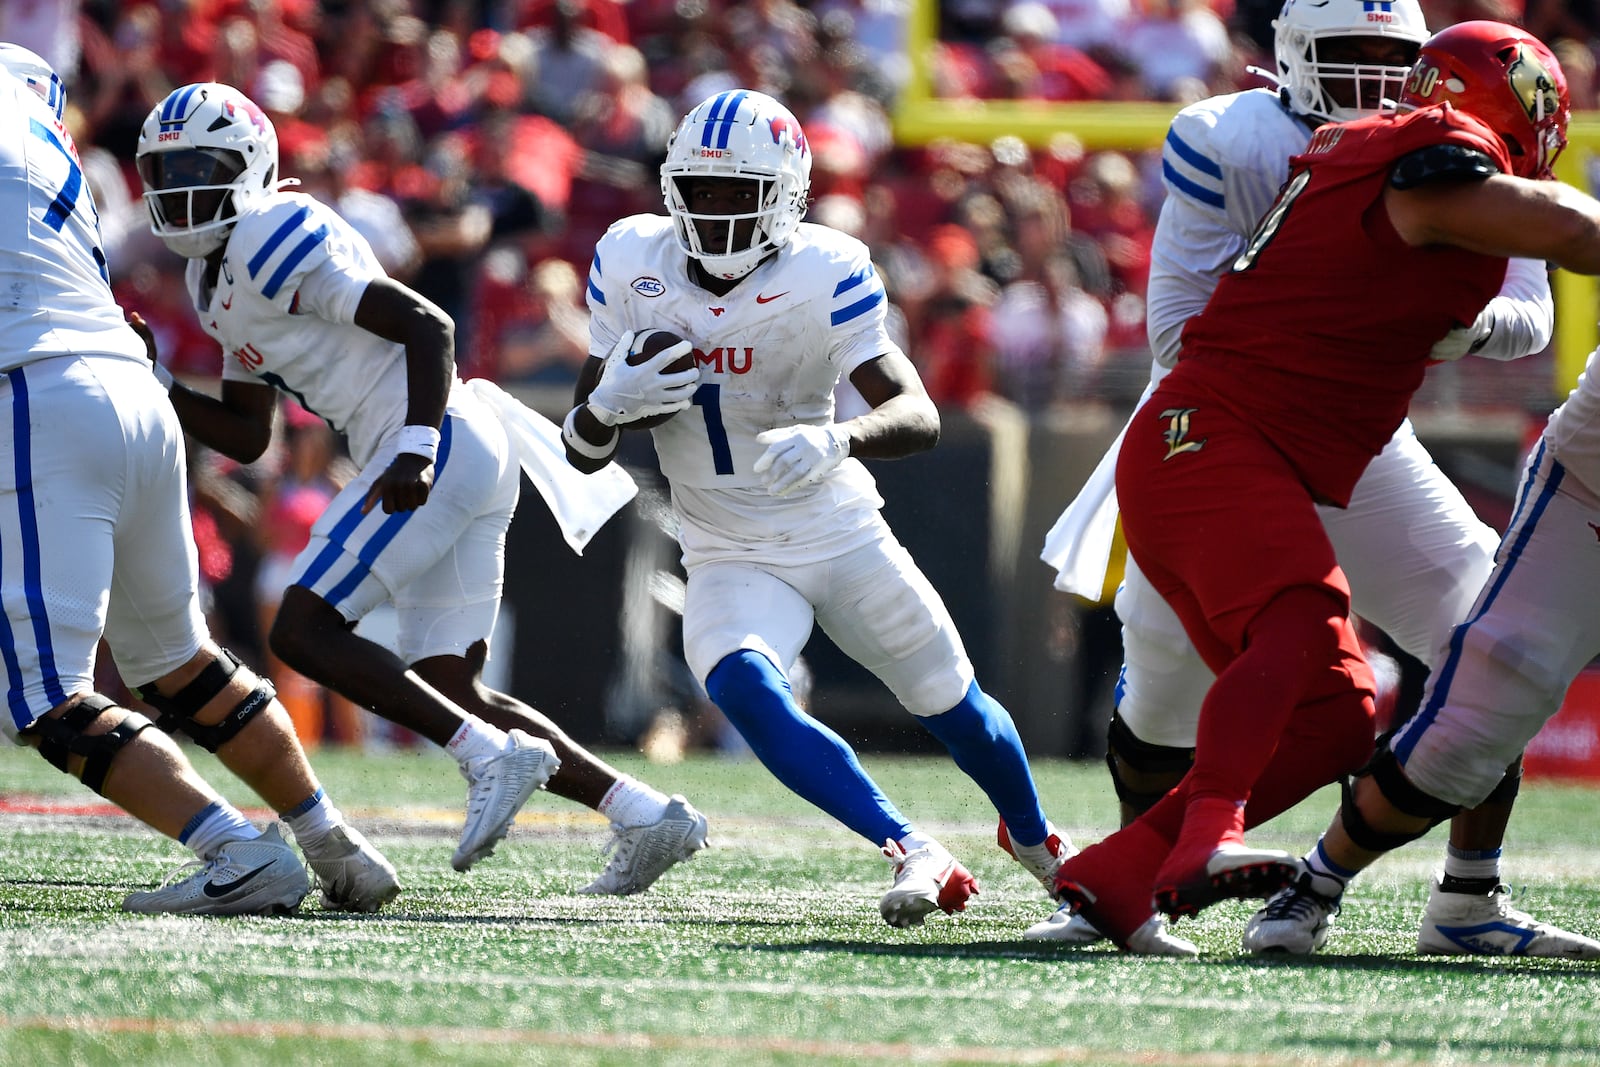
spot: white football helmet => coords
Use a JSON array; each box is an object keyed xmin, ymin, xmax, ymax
[
  {"xmin": 1273, "ymin": 0, "xmax": 1428, "ymax": 123},
  {"xmin": 0, "ymin": 42, "xmax": 65, "ymax": 120},
  {"xmin": 135, "ymin": 83, "xmax": 280, "ymax": 258},
  {"xmin": 660, "ymin": 89, "xmax": 812, "ymax": 280}
]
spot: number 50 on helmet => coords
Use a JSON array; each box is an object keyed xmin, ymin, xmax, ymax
[
  {"xmin": 1399, "ymin": 20, "xmax": 1569, "ymax": 181},
  {"xmin": 135, "ymin": 82, "xmax": 281, "ymax": 258}
]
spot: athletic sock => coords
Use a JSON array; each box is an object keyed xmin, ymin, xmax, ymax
[
  {"xmin": 181, "ymin": 801, "xmax": 260, "ymax": 860},
  {"xmin": 1440, "ymin": 844, "xmax": 1502, "ymax": 895},
  {"xmin": 598, "ymin": 776, "xmax": 671, "ymax": 829},
  {"xmin": 281, "ymin": 788, "xmax": 341, "ymax": 852},
  {"xmin": 1304, "ymin": 836, "xmax": 1356, "ymax": 900},
  {"xmin": 446, "ymin": 716, "xmax": 510, "ymax": 774}
]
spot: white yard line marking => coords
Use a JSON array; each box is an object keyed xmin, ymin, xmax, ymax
[{"xmin": 0, "ymin": 1014, "xmax": 1417, "ymax": 1066}]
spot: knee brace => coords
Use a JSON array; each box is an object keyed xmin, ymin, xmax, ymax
[
  {"xmin": 25, "ymin": 694, "xmax": 154, "ymax": 795},
  {"xmin": 1104, "ymin": 709, "xmax": 1193, "ymax": 812},
  {"xmin": 137, "ymin": 647, "xmax": 275, "ymax": 752},
  {"xmin": 1339, "ymin": 744, "xmax": 1461, "ymax": 853}
]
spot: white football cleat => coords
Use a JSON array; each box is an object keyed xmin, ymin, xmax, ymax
[
  {"xmin": 304, "ymin": 824, "xmax": 401, "ymax": 913},
  {"xmin": 1023, "ymin": 900, "xmax": 1104, "ymax": 944},
  {"xmin": 879, "ymin": 838, "xmax": 980, "ymax": 928},
  {"xmin": 123, "ymin": 824, "xmax": 308, "ymax": 916},
  {"xmin": 1243, "ymin": 874, "xmax": 1341, "ymax": 956},
  {"xmin": 453, "ymin": 729, "xmax": 561, "ymax": 872},
  {"xmin": 1416, "ymin": 874, "xmax": 1600, "ymax": 959},
  {"xmin": 1124, "ymin": 915, "xmax": 1199, "ymax": 957},
  {"xmin": 996, "ymin": 818, "xmax": 1077, "ymax": 897},
  {"xmin": 580, "ymin": 795, "xmax": 709, "ymax": 895}
]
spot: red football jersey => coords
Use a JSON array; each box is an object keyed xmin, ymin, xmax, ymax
[{"xmin": 1169, "ymin": 103, "xmax": 1512, "ymax": 507}]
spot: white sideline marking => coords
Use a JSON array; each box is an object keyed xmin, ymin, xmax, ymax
[
  {"xmin": 0, "ymin": 952, "xmax": 1380, "ymax": 1018},
  {"xmin": 0, "ymin": 1014, "xmax": 1408, "ymax": 1066}
]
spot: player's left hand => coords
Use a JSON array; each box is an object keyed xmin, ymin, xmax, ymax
[
  {"xmin": 364, "ymin": 452, "xmax": 434, "ymax": 514},
  {"xmin": 753, "ymin": 424, "xmax": 850, "ymax": 497},
  {"xmin": 1428, "ymin": 312, "xmax": 1492, "ymax": 361},
  {"xmin": 127, "ymin": 312, "xmax": 159, "ymax": 364}
]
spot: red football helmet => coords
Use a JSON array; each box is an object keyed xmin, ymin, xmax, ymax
[{"xmin": 1398, "ymin": 20, "xmax": 1569, "ymax": 180}]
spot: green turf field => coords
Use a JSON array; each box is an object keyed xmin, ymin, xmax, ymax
[{"xmin": 2, "ymin": 742, "xmax": 1598, "ymax": 1066}]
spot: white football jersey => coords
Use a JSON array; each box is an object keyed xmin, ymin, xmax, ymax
[
  {"xmin": 189, "ymin": 191, "xmax": 412, "ymax": 466},
  {"xmin": 0, "ymin": 74, "xmax": 146, "ymax": 370},
  {"xmin": 587, "ymin": 215, "xmax": 902, "ymax": 566},
  {"xmin": 1544, "ymin": 349, "xmax": 1600, "ymax": 494},
  {"xmin": 1146, "ymin": 87, "xmax": 1309, "ymax": 369}
]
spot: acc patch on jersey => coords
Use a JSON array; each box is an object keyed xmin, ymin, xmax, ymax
[{"xmin": 631, "ymin": 276, "xmax": 666, "ymax": 298}]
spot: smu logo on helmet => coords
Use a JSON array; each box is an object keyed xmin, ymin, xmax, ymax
[
  {"xmin": 768, "ymin": 116, "xmax": 809, "ymax": 157},
  {"xmin": 1362, "ymin": 0, "xmax": 1397, "ymax": 22},
  {"xmin": 225, "ymin": 96, "xmax": 269, "ymax": 137}
]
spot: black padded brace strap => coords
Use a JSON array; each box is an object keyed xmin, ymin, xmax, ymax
[
  {"xmin": 1389, "ymin": 143, "xmax": 1500, "ymax": 191},
  {"xmin": 175, "ymin": 676, "xmax": 276, "ymax": 753},
  {"xmin": 1368, "ymin": 745, "xmax": 1463, "ymax": 821},
  {"xmin": 1337, "ymin": 776, "xmax": 1439, "ymax": 853},
  {"xmin": 24, "ymin": 695, "xmax": 154, "ymax": 794},
  {"xmin": 1104, "ymin": 709, "xmax": 1194, "ymax": 809},
  {"xmin": 137, "ymin": 647, "xmax": 241, "ymax": 723}
]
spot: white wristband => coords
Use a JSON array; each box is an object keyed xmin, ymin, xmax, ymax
[
  {"xmin": 151, "ymin": 361, "xmax": 174, "ymax": 390},
  {"xmin": 395, "ymin": 423, "xmax": 441, "ymax": 463},
  {"xmin": 562, "ymin": 406, "xmax": 619, "ymax": 460}
]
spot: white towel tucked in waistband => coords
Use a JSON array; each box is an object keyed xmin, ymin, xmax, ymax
[{"xmin": 467, "ymin": 378, "xmax": 637, "ymax": 554}]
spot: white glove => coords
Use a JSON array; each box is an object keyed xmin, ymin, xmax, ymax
[
  {"xmin": 1428, "ymin": 313, "xmax": 1493, "ymax": 362},
  {"xmin": 586, "ymin": 330, "xmax": 700, "ymax": 426},
  {"xmin": 753, "ymin": 424, "xmax": 851, "ymax": 497}
]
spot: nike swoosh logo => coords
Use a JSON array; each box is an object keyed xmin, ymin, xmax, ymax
[
  {"xmin": 201, "ymin": 861, "xmax": 277, "ymax": 898},
  {"xmin": 220, "ymin": 295, "xmax": 233, "ymax": 310},
  {"xmin": 755, "ymin": 291, "xmax": 790, "ymax": 304}
]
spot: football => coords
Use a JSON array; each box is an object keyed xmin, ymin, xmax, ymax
[{"xmin": 625, "ymin": 329, "xmax": 695, "ymax": 430}]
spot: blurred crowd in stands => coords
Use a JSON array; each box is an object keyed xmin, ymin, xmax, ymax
[{"xmin": 2, "ymin": 0, "xmax": 1595, "ymax": 746}]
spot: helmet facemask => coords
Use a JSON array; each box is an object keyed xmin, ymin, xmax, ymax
[
  {"xmin": 1288, "ymin": 36, "xmax": 1420, "ymax": 121},
  {"xmin": 663, "ymin": 173, "xmax": 799, "ymax": 280},
  {"xmin": 137, "ymin": 147, "xmax": 250, "ymax": 258}
]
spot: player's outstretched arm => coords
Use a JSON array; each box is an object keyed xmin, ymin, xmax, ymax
[{"xmin": 1387, "ymin": 174, "xmax": 1600, "ymax": 275}]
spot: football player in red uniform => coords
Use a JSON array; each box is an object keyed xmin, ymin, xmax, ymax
[{"xmin": 1050, "ymin": 20, "xmax": 1600, "ymax": 951}]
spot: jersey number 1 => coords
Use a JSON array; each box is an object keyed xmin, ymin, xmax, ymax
[{"xmin": 692, "ymin": 384, "xmax": 734, "ymax": 475}]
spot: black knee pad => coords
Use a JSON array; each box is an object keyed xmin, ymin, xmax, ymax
[
  {"xmin": 1104, "ymin": 709, "xmax": 1193, "ymax": 811},
  {"xmin": 1339, "ymin": 744, "xmax": 1460, "ymax": 853},
  {"xmin": 137, "ymin": 648, "xmax": 275, "ymax": 752},
  {"xmin": 24, "ymin": 694, "xmax": 154, "ymax": 795}
]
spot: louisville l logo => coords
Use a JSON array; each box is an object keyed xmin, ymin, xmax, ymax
[{"xmin": 1160, "ymin": 407, "xmax": 1207, "ymax": 461}]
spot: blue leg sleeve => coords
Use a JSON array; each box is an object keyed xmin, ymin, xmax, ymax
[
  {"xmin": 919, "ymin": 681, "xmax": 1048, "ymax": 846},
  {"xmin": 705, "ymin": 650, "xmax": 910, "ymax": 846}
]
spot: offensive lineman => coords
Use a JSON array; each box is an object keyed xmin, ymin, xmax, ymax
[
  {"xmin": 0, "ymin": 45, "xmax": 395, "ymax": 915},
  {"xmin": 1032, "ymin": 0, "xmax": 1595, "ymax": 957},
  {"xmin": 1048, "ymin": 19, "xmax": 1598, "ymax": 955},
  {"xmin": 560, "ymin": 89, "xmax": 1105, "ymax": 938},
  {"xmin": 134, "ymin": 81, "xmax": 709, "ymax": 893}
]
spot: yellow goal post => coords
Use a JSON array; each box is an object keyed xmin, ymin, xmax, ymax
[{"xmin": 889, "ymin": 0, "xmax": 1600, "ymax": 395}]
